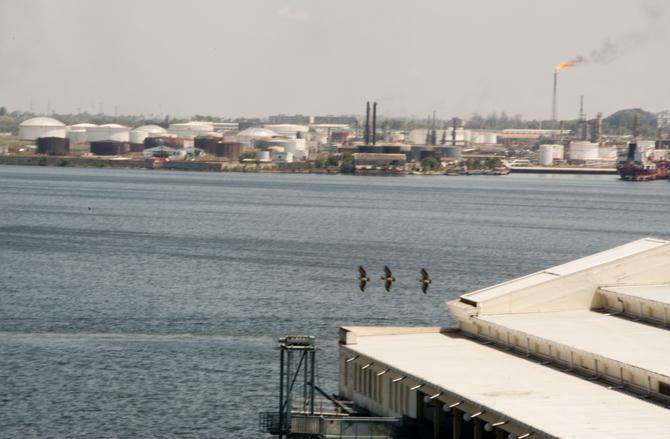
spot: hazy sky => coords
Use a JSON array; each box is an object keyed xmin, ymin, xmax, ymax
[{"xmin": 1, "ymin": 0, "xmax": 668, "ymax": 120}]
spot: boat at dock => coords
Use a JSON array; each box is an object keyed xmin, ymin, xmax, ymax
[{"xmin": 617, "ymin": 141, "xmax": 670, "ymax": 181}]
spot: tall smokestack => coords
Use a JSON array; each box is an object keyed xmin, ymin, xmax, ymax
[
  {"xmin": 372, "ymin": 102, "xmax": 377, "ymax": 145},
  {"xmin": 552, "ymin": 70, "xmax": 558, "ymax": 123},
  {"xmin": 596, "ymin": 112, "xmax": 603, "ymax": 145},
  {"xmin": 364, "ymin": 101, "xmax": 370, "ymax": 144}
]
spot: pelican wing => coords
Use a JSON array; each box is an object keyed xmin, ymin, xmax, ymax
[
  {"xmin": 359, "ymin": 279, "xmax": 367, "ymax": 292},
  {"xmin": 383, "ymin": 265, "xmax": 392, "ymax": 278},
  {"xmin": 384, "ymin": 280, "xmax": 392, "ymax": 292},
  {"xmin": 358, "ymin": 266, "xmax": 367, "ymax": 277},
  {"xmin": 420, "ymin": 268, "xmax": 429, "ymax": 280}
]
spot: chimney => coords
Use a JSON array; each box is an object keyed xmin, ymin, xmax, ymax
[
  {"xmin": 372, "ymin": 102, "xmax": 377, "ymax": 146},
  {"xmin": 364, "ymin": 102, "xmax": 370, "ymax": 144},
  {"xmin": 552, "ymin": 70, "xmax": 558, "ymax": 123},
  {"xmin": 596, "ymin": 112, "xmax": 603, "ymax": 145}
]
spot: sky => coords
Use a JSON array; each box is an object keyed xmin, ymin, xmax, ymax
[{"xmin": 1, "ymin": 0, "xmax": 669, "ymax": 120}]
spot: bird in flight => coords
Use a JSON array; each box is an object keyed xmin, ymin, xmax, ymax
[
  {"xmin": 420, "ymin": 268, "xmax": 431, "ymax": 294},
  {"xmin": 381, "ymin": 266, "xmax": 396, "ymax": 292},
  {"xmin": 358, "ymin": 266, "xmax": 370, "ymax": 292}
]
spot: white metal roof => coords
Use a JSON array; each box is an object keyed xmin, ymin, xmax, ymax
[
  {"xmin": 99, "ymin": 123, "xmax": 128, "ymax": 129},
  {"xmin": 19, "ymin": 117, "xmax": 65, "ymax": 127},
  {"xmin": 480, "ymin": 310, "xmax": 670, "ymax": 377},
  {"xmin": 599, "ymin": 284, "xmax": 670, "ymax": 306},
  {"xmin": 461, "ymin": 238, "xmax": 669, "ymax": 304},
  {"xmin": 346, "ymin": 330, "xmax": 670, "ymax": 439},
  {"xmin": 237, "ymin": 127, "xmax": 277, "ymax": 138},
  {"xmin": 132, "ymin": 124, "xmax": 166, "ymax": 133}
]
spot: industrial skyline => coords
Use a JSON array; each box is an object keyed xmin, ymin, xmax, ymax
[{"xmin": 1, "ymin": 0, "xmax": 668, "ymax": 119}]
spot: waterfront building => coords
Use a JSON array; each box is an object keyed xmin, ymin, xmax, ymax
[{"xmin": 339, "ymin": 238, "xmax": 670, "ymax": 438}]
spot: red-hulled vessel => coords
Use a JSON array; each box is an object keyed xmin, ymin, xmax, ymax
[{"xmin": 617, "ymin": 142, "xmax": 670, "ymax": 181}]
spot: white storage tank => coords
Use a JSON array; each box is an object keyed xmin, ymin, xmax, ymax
[
  {"xmin": 552, "ymin": 144, "xmax": 565, "ymax": 160},
  {"xmin": 130, "ymin": 125, "xmax": 167, "ymax": 145},
  {"xmin": 598, "ymin": 146, "xmax": 617, "ymax": 160},
  {"xmin": 67, "ymin": 123, "xmax": 98, "ymax": 143},
  {"xmin": 569, "ymin": 141, "xmax": 599, "ymax": 161},
  {"xmin": 538, "ymin": 144, "xmax": 555, "ymax": 166},
  {"xmin": 257, "ymin": 150, "xmax": 271, "ymax": 161},
  {"xmin": 168, "ymin": 121, "xmax": 214, "ymax": 138},
  {"xmin": 87, "ymin": 124, "xmax": 130, "ymax": 142},
  {"xmin": 19, "ymin": 117, "xmax": 67, "ymax": 140},
  {"xmin": 264, "ymin": 124, "xmax": 309, "ymax": 139},
  {"xmin": 237, "ymin": 127, "xmax": 277, "ymax": 146}
]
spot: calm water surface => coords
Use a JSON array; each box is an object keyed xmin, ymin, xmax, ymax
[{"xmin": 1, "ymin": 166, "xmax": 669, "ymax": 437}]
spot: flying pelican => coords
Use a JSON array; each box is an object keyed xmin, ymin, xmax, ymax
[
  {"xmin": 420, "ymin": 268, "xmax": 431, "ymax": 294},
  {"xmin": 358, "ymin": 266, "xmax": 370, "ymax": 292},
  {"xmin": 381, "ymin": 266, "xmax": 396, "ymax": 292}
]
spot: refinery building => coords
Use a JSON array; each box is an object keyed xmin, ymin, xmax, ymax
[{"xmin": 337, "ymin": 238, "xmax": 670, "ymax": 438}]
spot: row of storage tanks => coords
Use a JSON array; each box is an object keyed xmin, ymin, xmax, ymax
[
  {"xmin": 17, "ymin": 118, "xmax": 311, "ymax": 159},
  {"xmin": 407, "ymin": 128, "xmax": 498, "ymax": 145},
  {"xmin": 18, "ymin": 117, "xmax": 202, "ymax": 144},
  {"xmin": 538, "ymin": 142, "xmax": 618, "ymax": 166}
]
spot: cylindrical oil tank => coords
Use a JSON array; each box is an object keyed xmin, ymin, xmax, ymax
[
  {"xmin": 19, "ymin": 117, "xmax": 67, "ymax": 140},
  {"xmin": 213, "ymin": 142, "xmax": 243, "ymax": 160},
  {"xmin": 36, "ymin": 137, "xmax": 70, "ymax": 155},
  {"xmin": 90, "ymin": 141, "xmax": 130, "ymax": 156},
  {"xmin": 194, "ymin": 135, "xmax": 221, "ymax": 153},
  {"xmin": 569, "ymin": 141, "xmax": 599, "ymax": 161},
  {"xmin": 87, "ymin": 124, "xmax": 130, "ymax": 142},
  {"xmin": 538, "ymin": 144, "xmax": 555, "ymax": 166},
  {"xmin": 257, "ymin": 150, "xmax": 271, "ymax": 161},
  {"xmin": 598, "ymin": 146, "xmax": 617, "ymax": 160},
  {"xmin": 168, "ymin": 121, "xmax": 215, "ymax": 138},
  {"xmin": 408, "ymin": 129, "xmax": 428, "ymax": 145},
  {"xmin": 553, "ymin": 144, "xmax": 564, "ymax": 160},
  {"xmin": 130, "ymin": 124, "xmax": 167, "ymax": 145},
  {"xmin": 263, "ymin": 124, "xmax": 309, "ymax": 139},
  {"xmin": 68, "ymin": 129, "xmax": 87, "ymax": 143},
  {"xmin": 144, "ymin": 135, "xmax": 180, "ymax": 149},
  {"xmin": 67, "ymin": 123, "xmax": 97, "ymax": 143}
]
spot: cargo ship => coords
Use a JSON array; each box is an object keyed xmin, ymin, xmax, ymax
[{"xmin": 617, "ymin": 141, "xmax": 670, "ymax": 181}]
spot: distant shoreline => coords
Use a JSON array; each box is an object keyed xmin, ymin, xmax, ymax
[{"xmin": 0, "ymin": 155, "xmax": 618, "ymax": 176}]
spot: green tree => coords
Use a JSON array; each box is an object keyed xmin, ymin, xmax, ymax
[
  {"xmin": 340, "ymin": 153, "xmax": 354, "ymax": 174},
  {"xmin": 421, "ymin": 156, "xmax": 440, "ymax": 171},
  {"xmin": 325, "ymin": 156, "xmax": 338, "ymax": 167},
  {"xmin": 0, "ymin": 106, "xmax": 7, "ymax": 116}
]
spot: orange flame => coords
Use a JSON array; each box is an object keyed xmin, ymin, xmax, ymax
[{"xmin": 555, "ymin": 60, "xmax": 579, "ymax": 70}]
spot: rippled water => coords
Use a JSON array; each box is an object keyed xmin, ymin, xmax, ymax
[{"xmin": 1, "ymin": 166, "xmax": 669, "ymax": 437}]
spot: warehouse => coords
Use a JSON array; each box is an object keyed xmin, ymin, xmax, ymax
[{"xmin": 339, "ymin": 238, "xmax": 670, "ymax": 439}]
